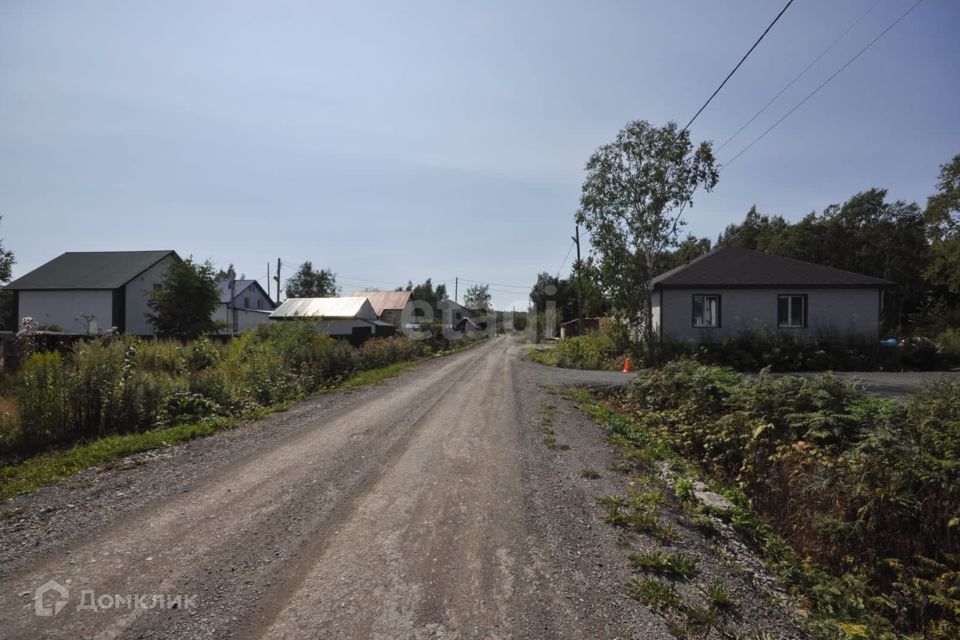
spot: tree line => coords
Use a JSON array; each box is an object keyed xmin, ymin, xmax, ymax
[{"xmin": 544, "ymin": 118, "xmax": 958, "ymax": 340}]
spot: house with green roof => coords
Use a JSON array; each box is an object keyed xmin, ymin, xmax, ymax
[{"xmin": 4, "ymin": 250, "xmax": 180, "ymax": 335}]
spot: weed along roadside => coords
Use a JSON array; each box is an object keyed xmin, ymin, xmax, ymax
[
  {"xmin": 0, "ymin": 325, "xmax": 484, "ymax": 501},
  {"xmin": 566, "ymin": 361, "xmax": 960, "ymax": 640}
]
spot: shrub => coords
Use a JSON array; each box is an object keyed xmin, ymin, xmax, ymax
[
  {"xmin": 357, "ymin": 337, "xmax": 428, "ymax": 370},
  {"xmin": 554, "ymin": 332, "xmax": 621, "ymax": 370},
  {"xmin": 617, "ymin": 361, "xmax": 960, "ymax": 638}
]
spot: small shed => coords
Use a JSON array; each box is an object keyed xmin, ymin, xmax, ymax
[{"xmin": 269, "ymin": 297, "xmax": 394, "ymax": 344}]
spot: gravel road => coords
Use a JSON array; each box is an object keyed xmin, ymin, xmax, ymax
[{"xmin": 0, "ymin": 337, "xmax": 801, "ymax": 639}]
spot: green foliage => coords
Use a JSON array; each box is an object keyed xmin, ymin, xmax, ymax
[
  {"xmin": 16, "ymin": 352, "xmax": 68, "ymax": 448},
  {"xmin": 627, "ymin": 577, "xmax": 682, "ymax": 611},
  {"xmin": 925, "ymin": 154, "xmax": 960, "ymax": 296},
  {"xmin": 8, "ymin": 325, "xmax": 439, "ymax": 455},
  {"xmin": 284, "ymin": 261, "xmax": 339, "ymax": 298},
  {"xmin": 703, "ymin": 580, "xmax": 737, "ymax": 612},
  {"xmin": 148, "ymin": 257, "xmax": 221, "ymax": 339},
  {"xmin": 553, "ymin": 332, "xmax": 622, "ymax": 370},
  {"xmin": 629, "ymin": 550, "xmax": 699, "ymax": 579},
  {"xmin": 657, "ymin": 328, "xmax": 958, "ymax": 372},
  {"xmin": 0, "ymin": 216, "xmax": 14, "ymax": 284},
  {"xmin": 357, "ymin": 337, "xmax": 428, "ymax": 370},
  {"xmin": 613, "ymin": 360, "xmax": 960, "ymax": 638},
  {"xmin": 463, "ymin": 283, "xmax": 492, "ymax": 311},
  {"xmin": 576, "ymin": 119, "xmax": 719, "ymax": 344}
]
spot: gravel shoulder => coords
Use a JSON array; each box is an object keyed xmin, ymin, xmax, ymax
[{"xmin": 0, "ymin": 337, "xmax": 803, "ymax": 639}]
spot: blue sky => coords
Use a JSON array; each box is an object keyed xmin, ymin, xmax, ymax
[{"xmin": 1, "ymin": 0, "xmax": 957, "ymax": 310}]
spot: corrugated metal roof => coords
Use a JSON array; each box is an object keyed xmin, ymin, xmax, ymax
[
  {"xmin": 652, "ymin": 247, "xmax": 893, "ymax": 289},
  {"xmin": 269, "ymin": 297, "xmax": 376, "ymax": 319},
  {"xmin": 5, "ymin": 251, "xmax": 177, "ymax": 290},
  {"xmin": 351, "ymin": 290, "xmax": 412, "ymax": 316}
]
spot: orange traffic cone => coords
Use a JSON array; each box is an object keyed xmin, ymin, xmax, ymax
[{"xmin": 622, "ymin": 357, "xmax": 631, "ymax": 373}]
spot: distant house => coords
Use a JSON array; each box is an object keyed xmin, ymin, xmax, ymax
[
  {"xmin": 4, "ymin": 250, "xmax": 179, "ymax": 335},
  {"xmin": 351, "ymin": 290, "xmax": 413, "ymax": 326},
  {"xmin": 651, "ymin": 247, "xmax": 891, "ymax": 344},
  {"xmin": 269, "ymin": 297, "xmax": 395, "ymax": 344},
  {"xmin": 215, "ymin": 278, "xmax": 274, "ymax": 334},
  {"xmin": 438, "ymin": 298, "xmax": 473, "ymax": 329}
]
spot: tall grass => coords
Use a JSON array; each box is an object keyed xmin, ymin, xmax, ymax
[{"xmin": 6, "ymin": 324, "xmax": 438, "ymax": 454}]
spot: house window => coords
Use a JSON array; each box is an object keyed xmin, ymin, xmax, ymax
[
  {"xmin": 243, "ymin": 297, "xmax": 250, "ymax": 309},
  {"xmin": 692, "ymin": 295, "xmax": 720, "ymax": 328},
  {"xmin": 257, "ymin": 299, "xmax": 263, "ymax": 310},
  {"xmin": 778, "ymin": 294, "xmax": 807, "ymax": 328}
]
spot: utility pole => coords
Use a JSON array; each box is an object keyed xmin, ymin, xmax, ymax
[
  {"xmin": 267, "ymin": 262, "xmax": 271, "ymax": 299},
  {"xmin": 455, "ymin": 277, "xmax": 458, "ymax": 304},
  {"xmin": 275, "ymin": 258, "xmax": 282, "ymax": 301},
  {"xmin": 573, "ymin": 225, "xmax": 584, "ymax": 337}
]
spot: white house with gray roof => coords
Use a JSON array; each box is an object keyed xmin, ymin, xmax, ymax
[
  {"xmin": 4, "ymin": 250, "xmax": 179, "ymax": 335},
  {"xmin": 215, "ymin": 277, "xmax": 275, "ymax": 334}
]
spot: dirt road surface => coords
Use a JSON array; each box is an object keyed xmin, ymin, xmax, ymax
[{"xmin": 0, "ymin": 337, "xmax": 799, "ymax": 639}]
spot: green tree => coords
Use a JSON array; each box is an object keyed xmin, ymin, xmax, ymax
[
  {"xmin": 463, "ymin": 283, "xmax": 492, "ymax": 311},
  {"xmin": 285, "ymin": 261, "xmax": 339, "ymax": 298},
  {"xmin": 925, "ymin": 154, "xmax": 960, "ymax": 295},
  {"xmin": 529, "ymin": 272, "xmax": 574, "ymax": 319},
  {"xmin": 147, "ymin": 258, "xmax": 220, "ymax": 339},
  {"xmin": 0, "ymin": 217, "xmax": 16, "ymax": 329},
  {"xmin": 409, "ymin": 278, "xmax": 448, "ymax": 309},
  {"xmin": 576, "ymin": 120, "xmax": 718, "ymax": 346}
]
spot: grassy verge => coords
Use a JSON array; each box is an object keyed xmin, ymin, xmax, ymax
[
  {"xmin": 527, "ymin": 345, "xmax": 559, "ymax": 367},
  {"xmin": 0, "ymin": 353, "xmax": 455, "ymax": 502},
  {"xmin": 566, "ymin": 365, "xmax": 960, "ymax": 640}
]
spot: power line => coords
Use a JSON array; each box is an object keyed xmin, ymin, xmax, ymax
[
  {"xmin": 553, "ymin": 239, "xmax": 576, "ymax": 280},
  {"xmin": 723, "ymin": 0, "xmax": 927, "ymax": 169},
  {"xmin": 458, "ymin": 277, "xmax": 530, "ymax": 290},
  {"xmin": 716, "ymin": 0, "xmax": 883, "ymax": 152},
  {"xmin": 679, "ymin": 0, "xmax": 796, "ymax": 135}
]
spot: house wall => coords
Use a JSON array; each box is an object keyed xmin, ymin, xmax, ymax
[
  {"xmin": 124, "ymin": 254, "xmax": 177, "ymax": 336},
  {"xmin": 235, "ymin": 283, "xmax": 273, "ymax": 310},
  {"xmin": 214, "ymin": 305, "xmax": 273, "ymax": 333},
  {"xmin": 18, "ymin": 289, "xmax": 113, "ymax": 333},
  {"xmin": 271, "ymin": 318, "xmax": 372, "ymax": 336},
  {"xmin": 658, "ymin": 287, "xmax": 881, "ymax": 343}
]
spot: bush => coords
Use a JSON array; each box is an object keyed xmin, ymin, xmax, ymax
[
  {"xmin": 554, "ymin": 333, "xmax": 622, "ymax": 370},
  {"xmin": 619, "ymin": 361, "xmax": 960, "ymax": 638},
  {"xmin": 357, "ymin": 337, "xmax": 428, "ymax": 370}
]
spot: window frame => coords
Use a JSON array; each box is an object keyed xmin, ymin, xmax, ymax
[
  {"xmin": 691, "ymin": 294, "xmax": 721, "ymax": 329},
  {"xmin": 777, "ymin": 293, "xmax": 808, "ymax": 328}
]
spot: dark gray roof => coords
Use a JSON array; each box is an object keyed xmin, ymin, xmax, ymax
[
  {"xmin": 652, "ymin": 247, "xmax": 892, "ymax": 289},
  {"xmin": 5, "ymin": 251, "xmax": 177, "ymax": 290},
  {"xmin": 218, "ymin": 278, "xmax": 256, "ymax": 304}
]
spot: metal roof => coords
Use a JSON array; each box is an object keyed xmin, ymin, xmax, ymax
[
  {"xmin": 269, "ymin": 297, "xmax": 377, "ymax": 320},
  {"xmin": 5, "ymin": 251, "xmax": 177, "ymax": 290},
  {"xmin": 651, "ymin": 247, "xmax": 893, "ymax": 289},
  {"xmin": 351, "ymin": 290, "xmax": 412, "ymax": 316}
]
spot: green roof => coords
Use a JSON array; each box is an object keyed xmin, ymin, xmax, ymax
[{"xmin": 5, "ymin": 251, "xmax": 178, "ymax": 290}]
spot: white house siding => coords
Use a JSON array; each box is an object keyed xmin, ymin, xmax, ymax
[
  {"xmin": 658, "ymin": 287, "xmax": 881, "ymax": 343},
  {"xmin": 123, "ymin": 254, "xmax": 177, "ymax": 336},
  {"xmin": 18, "ymin": 290, "xmax": 113, "ymax": 333}
]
